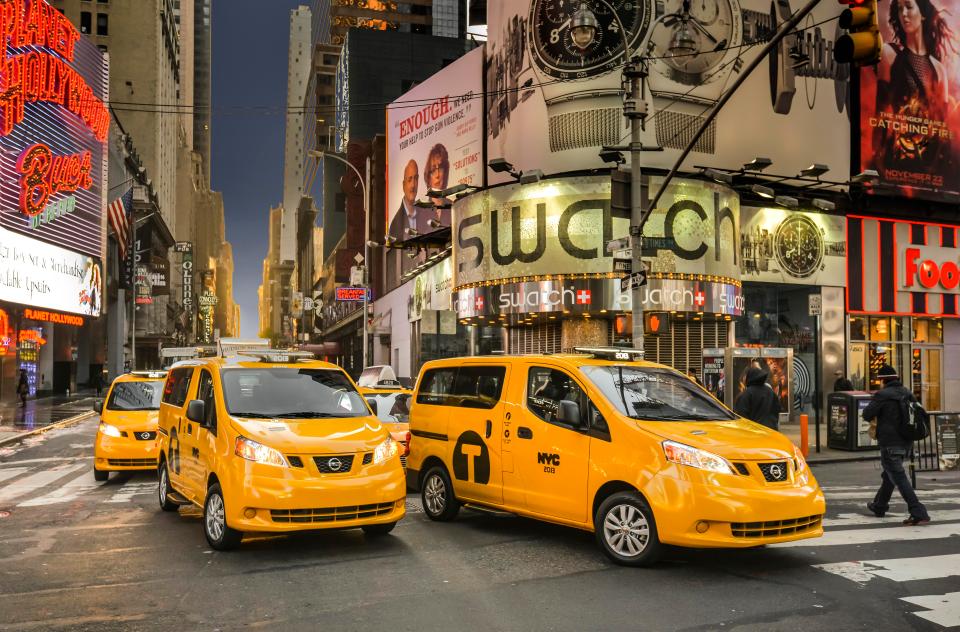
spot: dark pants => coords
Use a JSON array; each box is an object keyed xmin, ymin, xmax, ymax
[{"xmin": 873, "ymin": 445, "xmax": 929, "ymax": 520}]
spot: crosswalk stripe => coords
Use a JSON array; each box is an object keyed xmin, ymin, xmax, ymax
[
  {"xmin": 0, "ymin": 467, "xmax": 28, "ymax": 484},
  {"xmin": 823, "ymin": 509, "xmax": 960, "ymax": 528},
  {"xmin": 774, "ymin": 521, "xmax": 960, "ymax": 547},
  {"xmin": 0, "ymin": 462, "xmax": 87, "ymax": 504},
  {"xmin": 815, "ymin": 554, "xmax": 960, "ymax": 583},
  {"xmin": 902, "ymin": 592, "xmax": 960, "ymax": 628},
  {"xmin": 104, "ymin": 482, "xmax": 156, "ymax": 504},
  {"xmin": 18, "ymin": 471, "xmax": 100, "ymax": 507},
  {"xmin": 826, "ymin": 489, "xmax": 960, "ymax": 500}
]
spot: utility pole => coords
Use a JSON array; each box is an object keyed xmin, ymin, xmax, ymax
[{"xmin": 626, "ymin": 58, "xmax": 649, "ymax": 351}]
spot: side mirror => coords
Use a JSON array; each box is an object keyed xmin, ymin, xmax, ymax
[
  {"xmin": 186, "ymin": 399, "xmax": 205, "ymax": 424},
  {"xmin": 93, "ymin": 399, "xmax": 104, "ymax": 414},
  {"xmin": 557, "ymin": 400, "xmax": 581, "ymax": 427}
]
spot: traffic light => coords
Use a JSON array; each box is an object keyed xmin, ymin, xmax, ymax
[{"xmin": 833, "ymin": 0, "xmax": 882, "ymax": 66}]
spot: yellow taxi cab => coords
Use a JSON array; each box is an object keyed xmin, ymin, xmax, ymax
[
  {"xmin": 93, "ymin": 371, "xmax": 168, "ymax": 481},
  {"xmin": 405, "ymin": 348, "xmax": 825, "ymax": 566},
  {"xmin": 156, "ymin": 348, "xmax": 405, "ymax": 550},
  {"xmin": 357, "ymin": 365, "xmax": 412, "ymax": 467}
]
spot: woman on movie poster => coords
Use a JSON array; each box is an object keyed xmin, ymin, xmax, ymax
[{"xmin": 866, "ymin": 0, "xmax": 958, "ymax": 193}]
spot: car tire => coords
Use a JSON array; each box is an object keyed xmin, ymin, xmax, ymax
[
  {"xmin": 157, "ymin": 461, "xmax": 178, "ymax": 512},
  {"xmin": 594, "ymin": 492, "xmax": 661, "ymax": 567},
  {"xmin": 203, "ymin": 482, "xmax": 243, "ymax": 551},
  {"xmin": 362, "ymin": 522, "xmax": 396, "ymax": 537},
  {"xmin": 93, "ymin": 467, "xmax": 108, "ymax": 482},
  {"xmin": 420, "ymin": 465, "xmax": 459, "ymax": 522}
]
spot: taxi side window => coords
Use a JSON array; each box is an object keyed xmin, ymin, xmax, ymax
[
  {"xmin": 450, "ymin": 366, "xmax": 506, "ymax": 409},
  {"xmin": 417, "ymin": 368, "xmax": 456, "ymax": 405},
  {"xmin": 527, "ymin": 367, "xmax": 585, "ymax": 426},
  {"xmin": 196, "ymin": 370, "xmax": 217, "ymax": 433},
  {"xmin": 163, "ymin": 368, "xmax": 193, "ymax": 407}
]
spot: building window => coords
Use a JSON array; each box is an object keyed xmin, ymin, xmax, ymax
[
  {"xmin": 80, "ymin": 11, "xmax": 91, "ymax": 33},
  {"xmin": 98, "ymin": 0, "xmax": 109, "ymax": 3},
  {"xmin": 96, "ymin": 13, "xmax": 108, "ymax": 35}
]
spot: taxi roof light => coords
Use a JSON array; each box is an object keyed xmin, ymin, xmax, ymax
[
  {"xmin": 571, "ymin": 347, "xmax": 645, "ymax": 361},
  {"xmin": 238, "ymin": 350, "xmax": 317, "ymax": 364},
  {"xmin": 129, "ymin": 370, "xmax": 168, "ymax": 379},
  {"xmin": 217, "ymin": 338, "xmax": 271, "ymax": 358}
]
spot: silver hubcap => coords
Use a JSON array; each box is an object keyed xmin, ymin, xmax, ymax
[
  {"xmin": 206, "ymin": 493, "xmax": 225, "ymax": 541},
  {"xmin": 159, "ymin": 467, "xmax": 167, "ymax": 504},
  {"xmin": 424, "ymin": 474, "xmax": 446, "ymax": 515},
  {"xmin": 603, "ymin": 504, "xmax": 650, "ymax": 558}
]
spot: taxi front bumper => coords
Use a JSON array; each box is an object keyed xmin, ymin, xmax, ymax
[
  {"xmin": 640, "ymin": 464, "xmax": 826, "ymax": 548},
  {"xmin": 94, "ymin": 432, "xmax": 159, "ymax": 471},
  {"xmin": 223, "ymin": 463, "xmax": 406, "ymax": 532}
]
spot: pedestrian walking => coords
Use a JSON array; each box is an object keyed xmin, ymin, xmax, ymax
[
  {"xmin": 92, "ymin": 370, "xmax": 103, "ymax": 397},
  {"xmin": 16, "ymin": 369, "xmax": 29, "ymax": 407},
  {"xmin": 687, "ymin": 369, "xmax": 702, "ymax": 386},
  {"xmin": 733, "ymin": 367, "xmax": 781, "ymax": 430},
  {"xmin": 833, "ymin": 369, "xmax": 854, "ymax": 392},
  {"xmin": 863, "ymin": 364, "xmax": 931, "ymax": 525}
]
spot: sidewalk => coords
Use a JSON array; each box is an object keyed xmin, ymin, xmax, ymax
[
  {"xmin": 0, "ymin": 390, "xmax": 99, "ymax": 444},
  {"xmin": 779, "ymin": 420, "xmax": 879, "ymax": 464}
]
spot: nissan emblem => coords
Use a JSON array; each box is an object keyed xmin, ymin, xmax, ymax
[
  {"xmin": 328, "ymin": 457, "xmax": 342, "ymax": 471},
  {"xmin": 769, "ymin": 464, "xmax": 783, "ymax": 480}
]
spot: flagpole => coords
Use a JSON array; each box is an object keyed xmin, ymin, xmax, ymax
[{"xmin": 130, "ymin": 201, "xmax": 136, "ymax": 372}]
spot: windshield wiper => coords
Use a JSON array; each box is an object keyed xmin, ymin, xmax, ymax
[
  {"xmin": 230, "ymin": 412, "xmax": 277, "ymax": 418},
  {"xmin": 631, "ymin": 413, "xmax": 729, "ymax": 421},
  {"xmin": 272, "ymin": 411, "xmax": 342, "ymax": 418}
]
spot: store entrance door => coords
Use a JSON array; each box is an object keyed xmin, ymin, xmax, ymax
[{"xmin": 911, "ymin": 347, "xmax": 942, "ymax": 411}]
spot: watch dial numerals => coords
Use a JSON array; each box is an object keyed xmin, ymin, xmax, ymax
[{"xmin": 774, "ymin": 215, "xmax": 825, "ymax": 278}]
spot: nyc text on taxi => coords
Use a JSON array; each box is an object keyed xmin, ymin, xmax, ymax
[
  {"xmin": 93, "ymin": 371, "xmax": 168, "ymax": 481},
  {"xmin": 155, "ymin": 350, "xmax": 405, "ymax": 550},
  {"xmin": 406, "ymin": 349, "xmax": 825, "ymax": 566}
]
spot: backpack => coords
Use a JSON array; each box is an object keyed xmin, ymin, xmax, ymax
[{"xmin": 900, "ymin": 395, "xmax": 930, "ymax": 441}]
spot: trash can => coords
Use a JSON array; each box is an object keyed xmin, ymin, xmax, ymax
[{"xmin": 827, "ymin": 391, "xmax": 878, "ymax": 451}]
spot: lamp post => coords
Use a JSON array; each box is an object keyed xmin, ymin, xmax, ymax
[
  {"xmin": 571, "ymin": 1, "xmax": 649, "ymax": 351},
  {"xmin": 310, "ymin": 151, "xmax": 371, "ymax": 368}
]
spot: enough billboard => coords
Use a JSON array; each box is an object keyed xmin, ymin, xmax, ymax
[
  {"xmin": 858, "ymin": 0, "xmax": 960, "ymax": 197},
  {"xmin": 486, "ymin": 0, "xmax": 849, "ymax": 183},
  {"xmin": 386, "ymin": 46, "xmax": 484, "ymax": 242},
  {"xmin": 0, "ymin": 0, "xmax": 109, "ymax": 260}
]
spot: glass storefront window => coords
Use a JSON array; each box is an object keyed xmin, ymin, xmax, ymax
[
  {"xmin": 868, "ymin": 317, "xmax": 889, "ymax": 341},
  {"xmin": 913, "ymin": 318, "xmax": 943, "ymax": 344},
  {"xmin": 849, "ymin": 316, "xmax": 867, "ymax": 341}
]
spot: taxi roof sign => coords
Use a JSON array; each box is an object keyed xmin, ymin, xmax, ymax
[
  {"xmin": 233, "ymin": 350, "xmax": 316, "ymax": 364},
  {"xmin": 572, "ymin": 347, "xmax": 645, "ymax": 361},
  {"xmin": 217, "ymin": 338, "xmax": 271, "ymax": 358},
  {"xmin": 130, "ymin": 370, "xmax": 168, "ymax": 379}
]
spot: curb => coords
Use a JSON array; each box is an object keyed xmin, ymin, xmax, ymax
[
  {"xmin": 0, "ymin": 411, "xmax": 98, "ymax": 448},
  {"xmin": 809, "ymin": 454, "xmax": 882, "ymax": 466}
]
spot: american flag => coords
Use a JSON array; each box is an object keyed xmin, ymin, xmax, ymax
[{"xmin": 108, "ymin": 187, "xmax": 133, "ymax": 258}]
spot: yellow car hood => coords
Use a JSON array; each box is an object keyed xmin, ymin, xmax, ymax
[
  {"xmin": 229, "ymin": 416, "xmax": 388, "ymax": 454},
  {"xmin": 638, "ymin": 418, "xmax": 797, "ymax": 461}
]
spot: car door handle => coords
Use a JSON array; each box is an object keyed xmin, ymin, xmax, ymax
[
  {"xmin": 187, "ymin": 423, "xmax": 193, "ymax": 434},
  {"xmin": 517, "ymin": 426, "xmax": 533, "ymax": 440},
  {"xmin": 485, "ymin": 420, "xmax": 492, "ymax": 439},
  {"xmin": 191, "ymin": 447, "xmax": 199, "ymax": 458}
]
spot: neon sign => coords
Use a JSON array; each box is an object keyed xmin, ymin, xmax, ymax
[
  {"xmin": 17, "ymin": 143, "xmax": 93, "ymax": 217},
  {"xmin": 23, "ymin": 308, "xmax": 84, "ymax": 326}
]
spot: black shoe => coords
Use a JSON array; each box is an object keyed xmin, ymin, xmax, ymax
[
  {"xmin": 867, "ymin": 502, "xmax": 885, "ymax": 518},
  {"xmin": 903, "ymin": 516, "xmax": 931, "ymax": 526}
]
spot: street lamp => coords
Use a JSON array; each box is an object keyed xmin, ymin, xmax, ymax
[{"xmin": 309, "ymin": 150, "xmax": 371, "ymax": 369}]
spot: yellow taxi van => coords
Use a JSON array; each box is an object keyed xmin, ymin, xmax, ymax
[
  {"xmin": 406, "ymin": 348, "xmax": 825, "ymax": 566},
  {"xmin": 93, "ymin": 371, "xmax": 168, "ymax": 481},
  {"xmin": 156, "ymin": 348, "xmax": 405, "ymax": 550}
]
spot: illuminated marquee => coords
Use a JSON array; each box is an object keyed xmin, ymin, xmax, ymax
[{"xmin": 23, "ymin": 308, "xmax": 84, "ymax": 326}]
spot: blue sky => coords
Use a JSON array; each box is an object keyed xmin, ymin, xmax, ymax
[{"xmin": 211, "ymin": 0, "xmax": 305, "ymax": 337}]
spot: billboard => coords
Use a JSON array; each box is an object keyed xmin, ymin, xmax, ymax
[
  {"xmin": 0, "ymin": 226, "xmax": 102, "ymax": 316},
  {"xmin": 386, "ymin": 46, "xmax": 484, "ymax": 242},
  {"xmin": 486, "ymin": 1, "xmax": 849, "ymax": 184},
  {"xmin": 0, "ymin": 0, "xmax": 109, "ymax": 260},
  {"xmin": 859, "ymin": 0, "xmax": 960, "ymax": 197},
  {"xmin": 740, "ymin": 207, "xmax": 846, "ymax": 285}
]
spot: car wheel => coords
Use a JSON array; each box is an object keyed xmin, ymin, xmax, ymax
[
  {"xmin": 93, "ymin": 467, "xmax": 108, "ymax": 482},
  {"xmin": 421, "ymin": 465, "xmax": 459, "ymax": 522},
  {"xmin": 362, "ymin": 522, "xmax": 397, "ymax": 537},
  {"xmin": 595, "ymin": 492, "xmax": 661, "ymax": 567},
  {"xmin": 157, "ymin": 461, "xmax": 178, "ymax": 512},
  {"xmin": 203, "ymin": 483, "xmax": 243, "ymax": 550}
]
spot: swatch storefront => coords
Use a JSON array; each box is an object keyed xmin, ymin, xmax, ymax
[{"xmin": 451, "ymin": 174, "xmax": 742, "ymax": 373}]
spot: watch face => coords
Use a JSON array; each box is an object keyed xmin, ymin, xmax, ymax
[
  {"xmin": 647, "ymin": 0, "xmax": 741, "ymax": 86},
  {"xmin": 774, "ymin": 215, "xmax": 825, "ymax": 278},
  {"xmin": 529, "ymin": 0, "xmax": 651, "ymax": 80}
]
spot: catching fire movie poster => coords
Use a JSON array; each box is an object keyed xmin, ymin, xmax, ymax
[{"xmin": 860, "ymin": 0, "xmax": 960, "ymax": 197}]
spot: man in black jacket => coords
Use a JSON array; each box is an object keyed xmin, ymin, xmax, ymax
[
  {"xmin": 733, "ymin": 367, "xmax": 781, "ymax": 430},
  {"xmin": 862, "ymin": 364, "xmax": 930, "ymax": 525}
]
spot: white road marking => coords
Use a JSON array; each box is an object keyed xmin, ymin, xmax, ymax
[
  {"xmin": 815, "ymin": 554, "xmax": 960, "ymax": 584},
  {"xmin": 823, "ymin": 509, "xmax": 960, "ymax": 528},
  {"xmin": 0, "ymin": 456, "xmax": 92, "ymax": 466},
  {"xmin": 104, "ymin": 482, "xmax": 156, "ymax": 503},
  {"xmin": 0, "ymin": 467, "xmax": 28, "ymax": 484},
  {"xmin": 0, "ymin": 462, "xmax": 87, "ymax": 504},
  {"xmin": 902, "ymin": 592, "xmax": 960, "ymax": 628},
  {"xmin": 826, "ymin": 489, "xmax": 960, "ymax": 500},
  {"xmin": 773, "ymin": 522, "xmax": 960, "ymax": 548},
  {"xmin": 18, "ymin": 471, "xmax": 100, "ymax": 507}
]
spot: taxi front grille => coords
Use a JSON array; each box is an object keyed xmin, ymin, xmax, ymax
[
  {"xmin": 400, "ymin": 454, "xmax": 407, "ymax": 468},
  {"xmin": 313, "ymin": 455, "xmax": 355, "ymax": 473},
  {"xmin": 270, "ymin": 501, "xmax": 396, "ymax": 524},
  {"xmin": 132, "ymin": 431, "xmax": 157, "ymax": 441},
  {"xmin": 731, "ymin": 515, "xmax": 822, "ymax": 538},
  {"xmin": 107, "ymin": 458, "xmax": 157, "ymax": 467},
  {"xmin": 758, "ymin": 461, "xmax": 790, "ymax": 482}
]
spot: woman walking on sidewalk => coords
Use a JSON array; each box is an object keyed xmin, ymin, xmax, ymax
[{"xmin": 16, "ymin": 370, "xmax": 29, "ymax": 408}]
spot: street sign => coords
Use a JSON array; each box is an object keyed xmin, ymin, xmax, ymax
[
  {"xmin": 350, "ymin": 265, "xmax": 364, "ymax": 287},
  {"xmin": 808, "ymin": 294, "xmax": 822, "ymax": 316},
  {"xmin": 303, "ymin": 297, "xmax": 314, "ymax": 311},
  {"xmin": 620, "ymin": 270, "xmax": 647, "ymax": 292},
  {"xmin": 613, "ymin": 257, "xmax": 631, "ymax": 273},
  {"xmin": 335, "ymin": 286, "xmax": 371, "ymax": 302},
  {"xmin": 354, "ymin": 252, "xmax": 364, "ymax": 264},
  {"xmin": 605, "ymin": 237, "xmax": 630, "ymax": 253}
]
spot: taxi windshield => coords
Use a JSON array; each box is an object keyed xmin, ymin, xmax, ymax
[
  {"xmin": 364, "ymin": 392, "xmax": 410, "ymax": 422},
  {"xmin": 107, "ymin": 381, "xmax": 163, "ymax": 411},
  {"xmin": 581, "ymin": 366, "xmax": 735, "ymax": 422},
  {"xmin": 222, "ymin": 368, "xmax": 369, "ymax": 419}
]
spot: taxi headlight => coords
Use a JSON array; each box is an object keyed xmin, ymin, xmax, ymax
[
  {"xmin": 794, "ymin": 446, "xmax": 808, "ymax": 472},
  {"xmin": 662, "ymin": 440, "xmax": 734, "ymax": 475},
  {"xmin": 234, "ymin": 436, "xmax": 287, "ymax": 467},
  {"xmin": 99, "ymin": 422, "xmax": 123, "ymax": 438},
  {"xmin": 372, "ymin": 436, "xmax": 398, "ymax": 465}
]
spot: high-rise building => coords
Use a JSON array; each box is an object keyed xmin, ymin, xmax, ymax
[
  {"xmin": 193, "ymin": 0, "xmax": 212, "ymax": 182},
  {"xmin": 282, "ymin": 6, "xmax": 313, "ymax": 263}
]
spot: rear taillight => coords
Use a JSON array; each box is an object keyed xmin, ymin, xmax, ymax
[{"xmin": 403, "ymin": 431, "xmax": 412, "ymax": 456}]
